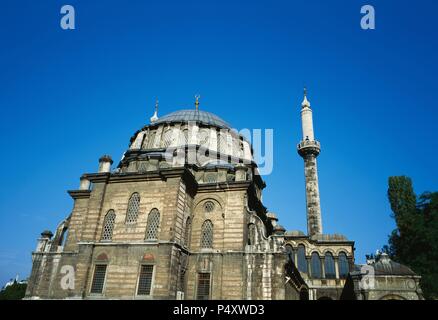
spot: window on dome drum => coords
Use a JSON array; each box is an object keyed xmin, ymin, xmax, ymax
[
  {"xmin": 324, "ymin": 252, "xmax": 336, "ymax": 279},
  {"xmin": 145, "ymin": 209, "xmax": 160, "ymax": 240},
  {"xmin": 199, "ymin": 129, "xmax": 209, "ymax": 146},
  {"xmin": 196, "ymin": 273, "xmax": 211, "ymax": 300},
  {"xmin": 204, "ymin": 201, "xmax": 215, "ymax": 212},
  {"xmin": 204, "ymin": 174, "xmax": 216, "ymax": 184},
  {"xmin": 147, "ymin": 132, "xmax": 156, "ymax": 149},
  {"xmin": 297, "ymin": 244, "xmax": 307, "ymax": 273},
  {"xmin": 137, "ymin": 265, "xmax": 154, "ymax": 296},
  {"xmin": 183, "ymin": 217, "xmax": 191, "ymax": 247},
  {"xmin": 248, "ymin": 224, "xmax": 256, "ymax": 245},
  {"xmin": 101, "ymin": 210, "xmax": 116, "ymax": 241},
  {"xmin": 125, "ymin": 193, "xmax": 140, "ymax": 224},
  {"xmin": 200, "ymin": 220, "xmax": 213, "ymax": 249},
  {"xmin": 180, "ymin": 129, "xmax": 189, "ymax": 145},
  {"xmin": 311, "ymin": 252, "xmax": 322, "ymax": 279},
  {"xmin": 90, "ymin": 264, "xmax": 107, "ymax": 294},
  {"xmin": 162, "ymin": 129, "xmax": 173, "ymax": 147},
  {"xmin": 137, "ymin": 161, "xmax": 147, "ymax": 173},
  {"xmin": 338, "ymin": 252, "xmax": 349, "ymax": 278},
  {"xmin": 285, "ymin": 245, "xmax": 294, "ymax": 264},
  {"xmin": 218, "ymin": 133, "xmax": 228, "ymax": 153}
]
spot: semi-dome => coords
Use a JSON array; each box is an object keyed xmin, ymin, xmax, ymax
[{"xmin": 152, "ymin": 109, "xmax": 231, "ymax": 129}]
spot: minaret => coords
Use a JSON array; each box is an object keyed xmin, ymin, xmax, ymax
[
  {"xmin": 150, "ymin": 99, "xmax": 159, "ymax": 122},
  {"xmin": 297, "ymin": 88, "xmax": 323, "ymax": 236}
]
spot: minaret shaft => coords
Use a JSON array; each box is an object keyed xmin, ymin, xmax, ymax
[
  {"xmin": 297, "ymin": 89, "xmax": 323, "ymax": 236},
  {"xmin": 303, "ymin": 153, "xmax": 322, "ymax": 235}
]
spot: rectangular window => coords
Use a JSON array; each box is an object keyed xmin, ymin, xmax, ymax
[
  {"xmin": 196, "ymin": 273, "xmax": 211, "ymax": 300},
  {"xmin": 137, "ymin": 265, "xmax": 154, "ymax": 295},
  {"xmin": 90, "ymin": 264, "xmax": 107, "ymax": 294}
]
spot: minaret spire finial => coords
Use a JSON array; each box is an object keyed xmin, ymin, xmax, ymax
[
  {"xmin": 301, "ymin": 87, "xmax": 311, "ymax": 108},
  {"xmin": 150, "ymin": 98, "xmax": 159, "ymax": 122},
  {"xmin": 195, "ymin": 94, "xmax": 200, "ymax": 111}
]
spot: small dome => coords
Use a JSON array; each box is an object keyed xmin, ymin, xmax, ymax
[
  {"xmin": 372, "ymin": 253, "xmax": 416, "ymax": 276},
  {"xmin": 285, "ymin": 230, "xmax": 305, "ymax": 237},
  {"xmin": 153, "ymin": 109, "xmax": 231, "ymax": 129},
  {"xmin": 273, "ymin": 224, "xmax": 286, "ymax": 235}
]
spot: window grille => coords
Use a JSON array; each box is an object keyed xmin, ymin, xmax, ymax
[
  {"xmin": 200, "ymin": 220, "xmax": 213, "ymax": 249},
  {"xmin": 145, "ymin": 209, "xmax": 160, "ymax": 240},
  {"xmin": 199, "ymin": 129, "xmax": 209, "ymax": 146},
  {"xmin": 147, "ymin": 132, "xmax": 156, "ymax": 149},
  {"xmin": 218, "ymin": 133, "xmax": 228, "ymax": 153},
  {"xmin": 311, "ymin": 252, "xmax": 322, "ymax": 279},
  {"xmin": 204, "ymin": 201, "xmax": 215, "ymax": 212},
  {"xmin": 125, "ymin": 193, "xmax": 140, "ymax": 224},
  {"xmin": 90, "ymin": 264, "xmax": 107, "ymax": 294},
  {"xmin": 180, "ymin": 129, "xmax": 189, "ymax": 145},
  {"xmin": 162, "ymin": 129, "xmax": 173, "ymax": 147},
  {"xmin": 196, "ymin": 273, "xmax": 210, "ymax": 300},
  {"xmin": 137, "ymin": 265, "xmax": 154, "ymax": 295},
  {"xmin": 137, "ymin": 161, "xmax": 148, "ymax": 173},
  {"xmin": 101, "ymin": 210, "xmax": 116, "ymax": 241},
  {"xmin": 204, "ymin": 174, "xmax": 216, "ymax": 184},
  {"xmin": 325, "ymin": 252, "xmax": 336, "ymax": 279}
]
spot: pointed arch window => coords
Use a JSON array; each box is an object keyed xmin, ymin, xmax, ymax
[
  {"xmin": 200, "ymin": 220, "xmax": 213, "ymax": 249},
  {"xmin": 339, "ymin": 252, "xmax": 349, "ymax": 278},
  {"xmin": 180, "ymin": 129, "xmax": 189, "ymax": 145},
  {"xmin": 125, "ymin": 193, "xmax": 140, "ymax": 224},
  {"xmin": 101, "ymin": 210, "xmax": 116, "ymax": 241},
  {"xmin": 145, "ymin": 209, "xmax": 160, "ymax": 240},
  {"xmin": 325, "ymin": 252, "xmax": 336, "ymax": 279},
  {"xmin": 311, "ymin": 252, "xmax": 322, "ymax": 279},
  {"xmin": 297, "ymin": 244, "xmax": 307, "ymax": 273}
]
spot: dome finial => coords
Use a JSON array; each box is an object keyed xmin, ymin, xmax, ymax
[
  {"xmin": 150, "ymin": 98, "xmax": 159, "ymax": 122},
  {"xmin": 195, "ymin": 94, "xmax": 200, "ymax": 111},
  {"xmin": 301, "ymin": 87, "xmax": 311, "ymax": 108}
]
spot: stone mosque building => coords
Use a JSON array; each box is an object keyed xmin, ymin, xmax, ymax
[{"xmin": 25, "ymin": 91, "xmax": 423, "ymax": 300}]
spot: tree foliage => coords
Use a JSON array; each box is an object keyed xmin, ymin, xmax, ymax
[
  {"xmin": 386, "ymin": 176, "xmax": 438, "ymax": 299},
  {"xmin": 0, "ymin": 281, "xmax": 27, "ymax": 300}
]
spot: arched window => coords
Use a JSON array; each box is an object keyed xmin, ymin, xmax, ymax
[
  {"xmin": 183, "ymin": 217, "xmax": 191, "ymax": 247},
  {"xmin": 297, "ymin": 244, "xmax": 307, "ymax": 273},
  {"xmin": 248, "ymin": 224, "xmax": 256, "ymax": 245},
  {"xmin": 338, "ymin": 252, "xmax": 349, "ymax": 278},
  {"xmin": 101, "ymin": 210, "xmax": 116, "ymax": 241},
  {"xmin": 145, "ymin": 209, "xmax": 160, "ymax": 240},
  {"xmin": 162, "ymin": 129, "xmax": 173, "ymax": 147},
  {"xmin": 285, "ymin": 245, "xmax": 294, "ymax": 264},
  {"xmin": 199, "ymin": 129, "xmax": 209, "ymax": 147},
  {"xmin": 125, "ymin": 193, "xmax": 140, "ymax": 224},
  {"xmin": 204, "ymin": 201, "xmax": 215, "ymax": 212},
  {"xmin": 200, "ymin": 220, "xmax": 213, "ymax": 249},
  {"xmin": 311, "ymin": 252, "xmax": 322, "ymax": 279},
  {"xmin": 218, "ymin": 132, "xmax": 228, "ymax": 153},
  {"xmin": 180, "ymin": 129, "xmax": 189, "ymax": 145},
  {"xmin": 147, "ymin": 132, "xmax": 156, "ymax": 149},
  {"xmin": 324, "ymin": 252, "xmax": 336, "ymax": 279}
]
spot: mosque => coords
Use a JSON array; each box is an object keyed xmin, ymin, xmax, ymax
[{"xmin": 25, "ymin": 91, "xmax": 423, "ymax": 300}]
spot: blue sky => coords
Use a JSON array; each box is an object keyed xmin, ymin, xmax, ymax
[{"xmin": 0, "ymin": 0, "xmax": 437, "ymax": 285}]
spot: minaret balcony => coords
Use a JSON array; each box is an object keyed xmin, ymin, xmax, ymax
[{"xmin": 297, "ymin": 139, "xmax": 321, "ymax": 157}]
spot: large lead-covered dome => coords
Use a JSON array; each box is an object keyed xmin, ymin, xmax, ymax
[{"xmin": 153, "ymin": 109, "xmax": 231, "ymax": 129}]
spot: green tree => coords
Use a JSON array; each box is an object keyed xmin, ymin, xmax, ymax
[
  {"xmin": 386, "ymin": 176, "xmax": 438, "ymax": 299},
  {"xmin": 0, "ymin": 281, "xmax": 27, "ymax": 300}
]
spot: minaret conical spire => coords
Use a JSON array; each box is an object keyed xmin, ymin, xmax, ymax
[{"xmin": 150, "ymin": 98, "xmax": 159, "ymax": 122}]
